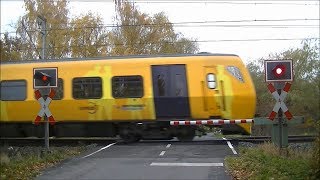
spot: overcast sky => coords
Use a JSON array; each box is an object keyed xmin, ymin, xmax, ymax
[{"xmin": 1, "ymin": 0, "xmax": 319, "ymax": 63}]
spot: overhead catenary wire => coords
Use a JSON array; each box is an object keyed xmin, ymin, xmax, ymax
[
  {"xmin": 131, "ymin": 0, "xmax": 319, "ymax": 6},
  {"xmin": 5, "ymin": 37, "xmax": 320, "ymax": 52},
  {"xmin": 2, "ymin": 25, "xmax": 318, "ymax": 35},
  {"xmin": 15, "ymin": 0, "xmax": 318, "ymax": 6},
  {"xmin": 1, "ymin": 18, "xmax": 319, "ymax": 35},
  {"xmin": 2, "ymin": 18, "xmax": 319, "ymax": 27}
]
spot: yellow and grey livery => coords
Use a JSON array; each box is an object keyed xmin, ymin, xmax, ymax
[{"xmin": 0, "ymin": 53, "xmax": 256, "ymax": 141}]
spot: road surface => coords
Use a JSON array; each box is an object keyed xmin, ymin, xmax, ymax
[{"xmin": 37, "ymin": 135, "xmax": 237, "ymax": 180}]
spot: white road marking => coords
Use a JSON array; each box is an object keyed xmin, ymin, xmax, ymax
[
  {"xmin": 166, "ymin": 144, "xmax": 171, "ymax": 148},
  {"xmin": 82, "ymin": 142, "xmax": 117, "ymax": 158},
  {"xmin": 159, "ymin": 151, "xmax": 166, "ymax": 156},
  {"xmin": 150, "ymin": 162, "xmax": 224, "ymax": 167},
  {"xmin": 223, "ymin": 137, "xmax": 237, "ymax": 155}
]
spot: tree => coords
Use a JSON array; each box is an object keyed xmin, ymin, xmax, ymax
[
  {"xmin": 0, "ymin": 33, "xmax": 22, "ymax": 61},
  {"xmin": 108, "ymin": 0, "xmax": 198, "ymax": 55},
  {"xmin": 16, "ymin": 0, "xmax": 70, "ymax": 60},
  {"xmin": 69, "ymin": 13, "xmax": 108, "ymax": 58},
  {"xmin": 3, "ymin": 0, "xmax": 198, "ymax": 60},
  {"xmin": 12, "ymin": 0, "xmax": 109, "ymax": 60},
  {"xmin": 246, "ymin": 60, "xmax": 274, "ymax": 117}
]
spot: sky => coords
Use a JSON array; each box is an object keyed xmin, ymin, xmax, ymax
[{"xmin": 1, "ymin": 0, "xmax": 319, "ymax": 63}]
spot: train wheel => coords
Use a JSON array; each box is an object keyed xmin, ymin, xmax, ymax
[
  {"xmin": 119, "ymin": 123, "xmax": 141, "ymax": 143},
  {"xmin": 119, "ymin": 133, "xmax": 140, "ymax": 143},
  {"xmin": 176, "ymin": 127, "xmax": 195, "ymax": 142}
]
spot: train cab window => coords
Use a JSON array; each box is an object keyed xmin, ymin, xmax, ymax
[
  {"xmin": 0, "ymin": 80, "xmax": 27, "ymax": 101},
  {"xmin": 226, "ymin": 66, "xmax": 244, "ymax": 82},
  {"xmin": 207, "ymin": 74, "xmax": 216, "ymax": 89},
  {"xmin": 112, "ymin": 76, "xmax": 143, "ymax": 98},
  {"xmin": 73, "ymin": 77, "xmax": 102, "ymax": 99}
]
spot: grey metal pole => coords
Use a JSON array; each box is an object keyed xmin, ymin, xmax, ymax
[
  {"xmin": 277, "ymin": 89, "xmax": 283, "ymax": 150},
  {"xmin": 42, "ymin": 28, "xmax": 46, "ymax": 60},
  {"xmin": 44, "ymin": 115, "xmax": 49, "ymax": 151},
  {"xmin": 39, "ymin": 15, "xmax": 49, "ymax": 151},
  {"xmin": 42, "ymin": 19, "xmax": 49, "ymax": 151}
]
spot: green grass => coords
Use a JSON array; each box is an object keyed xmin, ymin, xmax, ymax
[
  {"xmin": 0, "ymin": 146, "xmax": 87, "ymax": 180},
  {"xmin": 225, "ymin": 143, "xmax": 317, "ymax": 180}
]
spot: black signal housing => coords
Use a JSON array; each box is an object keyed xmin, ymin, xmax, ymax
[
  {"xmin": 265, "ymin": 60, "xmax": 293, "ymax": 82},
  {"xmin": 33, "ymin": 68, "xmax": 58, "ymax": 88}
]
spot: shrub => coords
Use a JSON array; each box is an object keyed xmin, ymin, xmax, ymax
[{"xmin": 225, "ymin": 143, "xmax": 313, "ymax": 179}]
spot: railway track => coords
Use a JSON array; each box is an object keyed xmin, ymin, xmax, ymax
[
  {"xmin": 0, "ymin": 137, "xmax": 120, "ymax": 147},
  {"xmin": 230, "ymin": 135, "xmax": 316, "ymax": 143},
  {"xmin": 0, "ymin": 135, "xmax": 316, "ymax": 146}
]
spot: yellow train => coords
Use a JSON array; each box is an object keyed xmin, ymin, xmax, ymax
[{"xmin": 0, "ymin": 54, "xmax": 256, "ymax": 141}]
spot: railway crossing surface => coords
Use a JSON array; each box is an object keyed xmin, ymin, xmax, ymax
[{"xmin": 37, "ymin": 135, "xmax": 235, "ymax": 180}]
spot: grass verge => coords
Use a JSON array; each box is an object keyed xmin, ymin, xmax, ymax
[
  {"xmin": 225, "ymin": 142, "xmax": 318, "ymax": 180},
  {"xmin": 0, "ymin": 146, "xmax": 88, "ymax": 180}
]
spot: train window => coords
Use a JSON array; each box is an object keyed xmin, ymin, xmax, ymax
[
  {"xmin": 226, "ymin": 66, "xmax": 244, "ymax": 82},
  {"xmin": 33, "ymin": 78, "xmax": 64, "ymax": 100},
  {"xmin": 157, "ymin": 74, "xmax": 166, "ymax": 96},
  {"xmin": 53, "ymin": 78, "xmax": 64, "ymax": 100},
  {"xmin": 72, "ymin": 77, "xmax": 102, "ymax": 99},
  {"xmin": 112, "ymin": 76, "xmax": 143, "ymax": 98},
  {"xmin": 0, "ymin": 80, "xmax": 27, "ymax": 101},
  {"xmin": 175, "ymin": 74, "xmax": 184, "ymax": 96},
  {"xmin": 207, "ymin": 74, "xmax": 216, "ymax": 89}
]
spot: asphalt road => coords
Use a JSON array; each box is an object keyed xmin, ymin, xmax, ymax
[{"xmin": 37, "ymin": 136, "xmax": 236, "ymax": 180}]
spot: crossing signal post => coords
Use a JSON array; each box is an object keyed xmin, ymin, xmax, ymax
[
  {"xmin": 265, "ymin": 60, "xmax": 293, "ymax": 151},
  {"xmin": 33, "ymin": 67, "xmax": 58, "ymax": 151}
]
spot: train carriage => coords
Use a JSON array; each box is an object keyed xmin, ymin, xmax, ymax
[{"xmin": 0, "ymin": 53, "xmax": 256, "ymax": 142}]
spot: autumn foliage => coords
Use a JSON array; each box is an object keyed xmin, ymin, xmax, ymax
[{"xmin": 0, "ymin": 0, "xmax": 198, "ymax": 61}]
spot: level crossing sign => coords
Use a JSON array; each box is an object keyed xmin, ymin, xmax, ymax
[
  {"xmin": 34, "ymin": 89, "xmax": 56, "ymax": 125},
  {"xmin": 267, "ymin": 82, "xmax": 293, "ymax": 120}
]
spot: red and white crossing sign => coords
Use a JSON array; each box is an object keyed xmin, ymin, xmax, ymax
[
  {"xmin": 268, "ymin": 82, "xmax": 293, "ymax": 120},
  {"xmin": 34, "ymin": 89, "xmax": 56, "ymax": 125}
]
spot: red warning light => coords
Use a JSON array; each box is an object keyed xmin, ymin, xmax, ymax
[
  {"xmin": 42, "ymin": 75, "xmax": 48, "ymax": 81},
  {"xmin": 272, "ymin": 64, "xmax": 286, "ymax": 78}
]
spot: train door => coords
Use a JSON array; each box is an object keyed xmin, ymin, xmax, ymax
[
  {"xmin": 204, "ymin": 67, "xmax": 221, "ymax": 117},
  {"xmin": 152, "ymin": 65, "xmax": 190, "ymax": 118}
]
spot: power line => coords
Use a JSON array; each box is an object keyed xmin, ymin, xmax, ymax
[
  {"xmin": 3, "ymin": 18, "xmax": 318, "ymax": 27},
  {"xmin": 2, "ymin": 26, "xmax": 318, "ymax": 35},
  {"xmin": 5, "ymin": 38, "xmax": 319, "ymax": 52},
  {"xmin": 1, "ymin": 18, "xmax": 319, "ymax": 35},
  {"xmin": 132, "ymin": 0, "xmax": 319, "ymax": 6},
  {"xmin": 11, "ymin": 0, "xmax": 316, "ymax": 6},
  {"xmin": 195, "ymin": 38, "xmax": 319, "ymax": 43}
]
